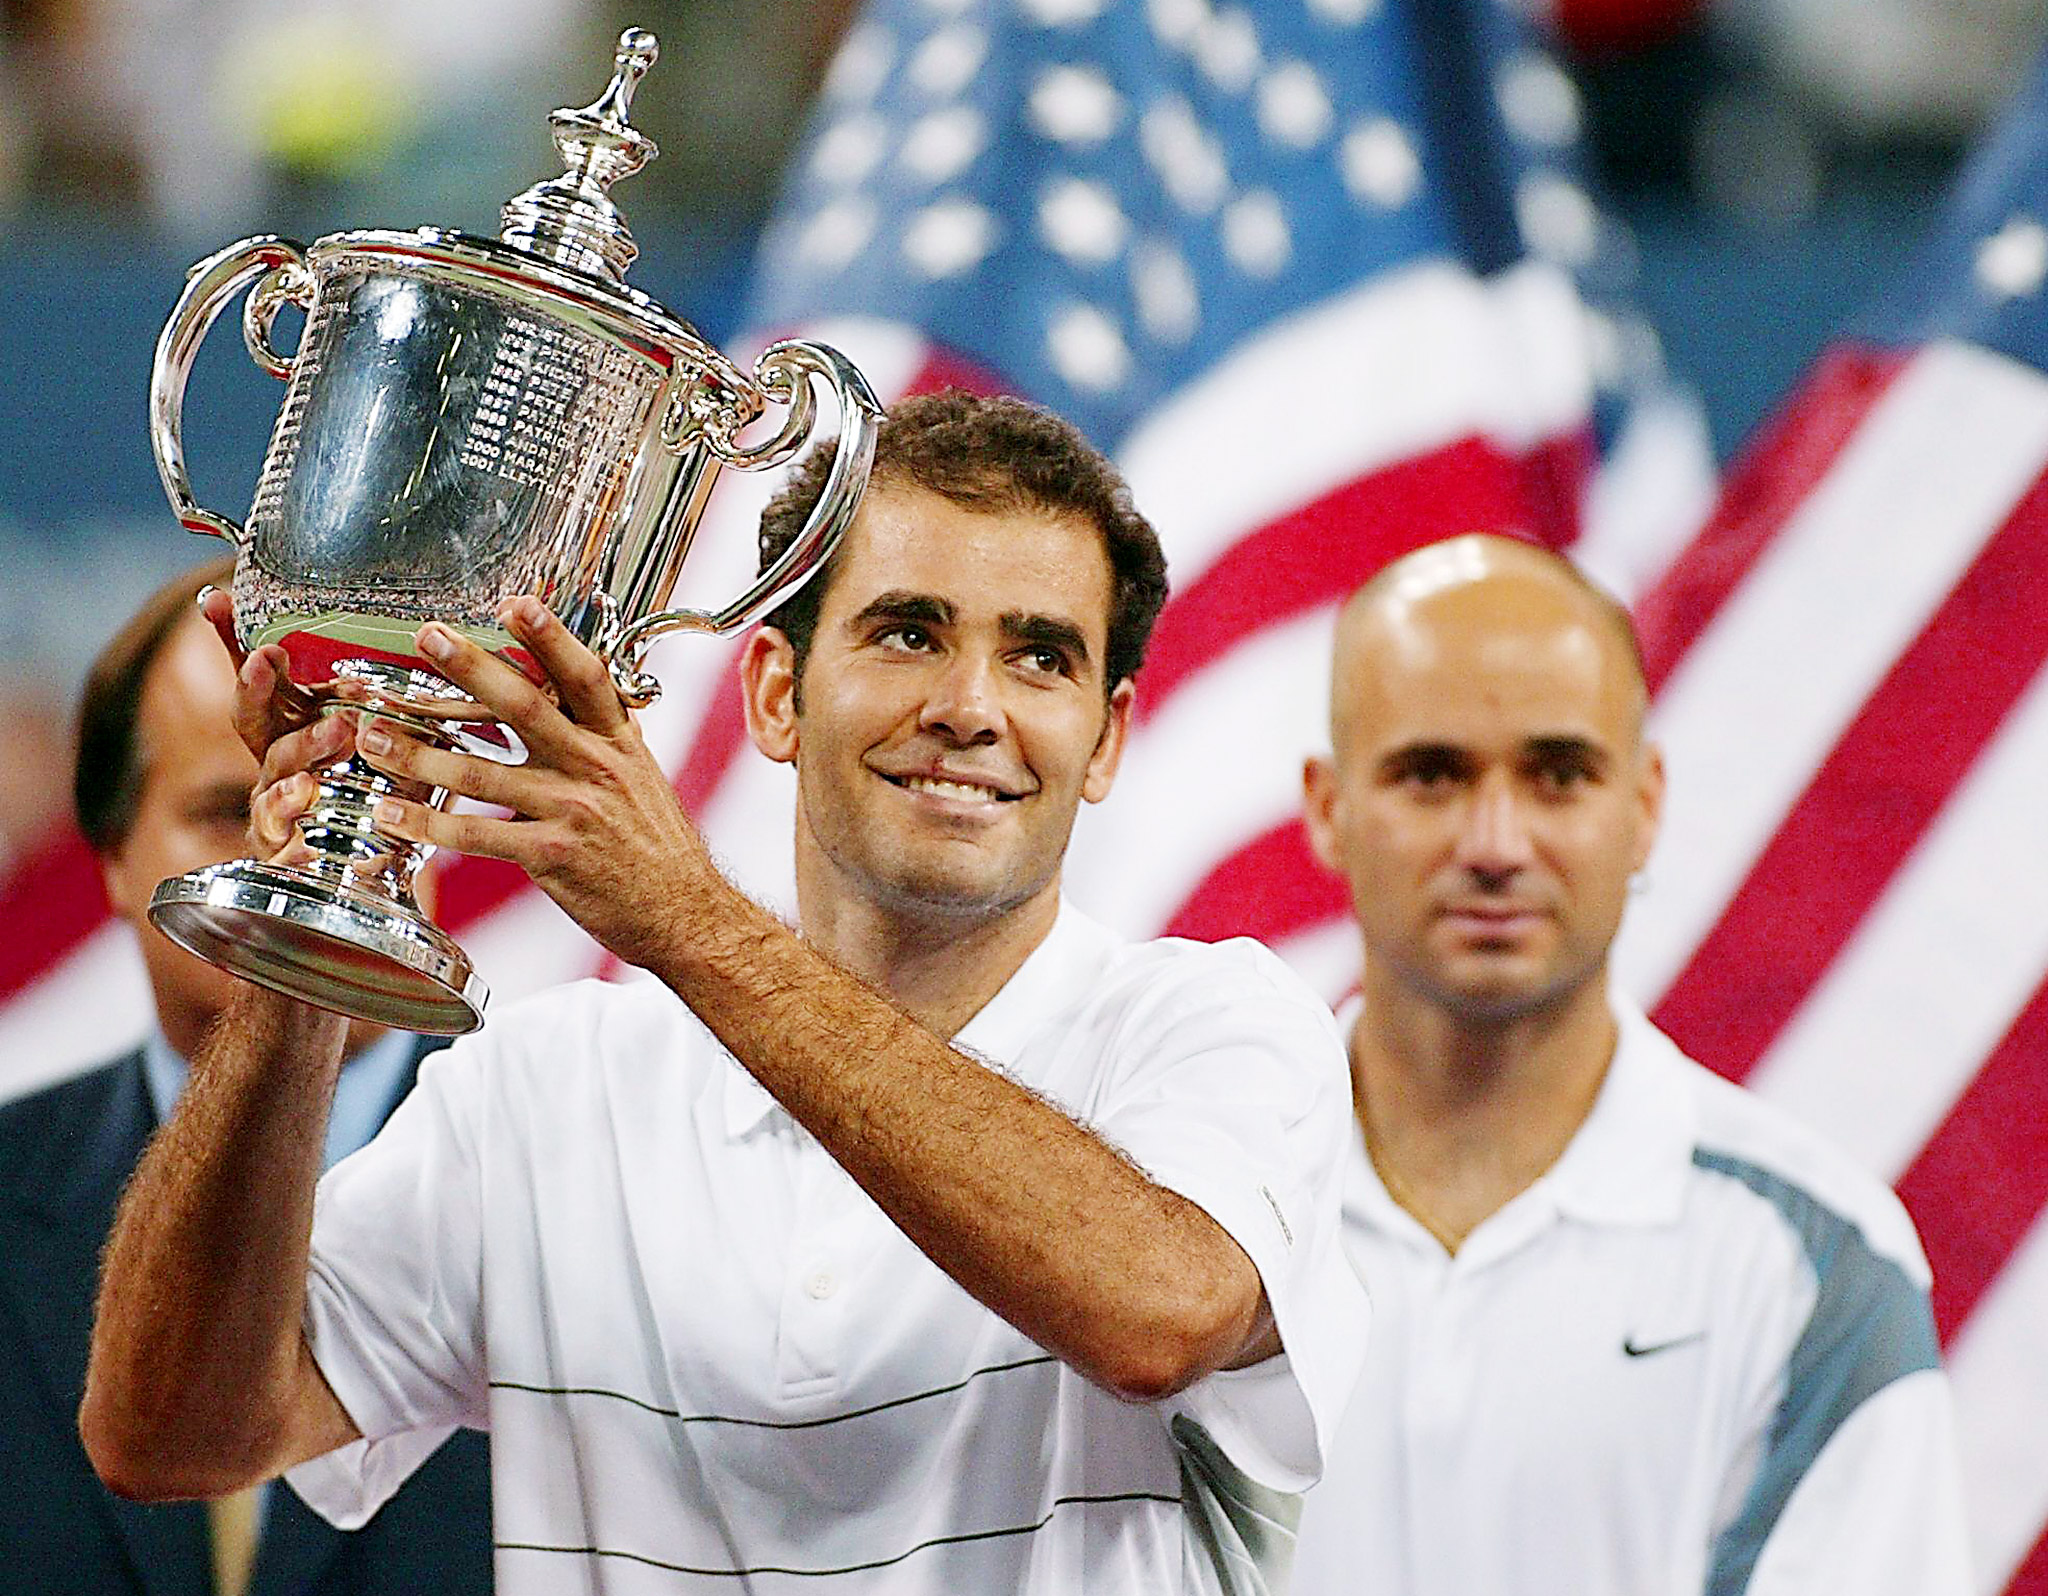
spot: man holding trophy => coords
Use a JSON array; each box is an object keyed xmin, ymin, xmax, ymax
[
  {"xmin": 85, "ymin": 385, "xmax": 1368, "ymax": 1593},
  {"xmin": 77, "ymin": 42, "xmax": 1367, "ymax": 1588}
]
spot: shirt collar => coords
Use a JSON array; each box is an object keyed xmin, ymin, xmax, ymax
[
  {"xmin": 1534, "ymin": 997, "xmax": 1696, "ymax": 1228},
  {"xmin": 721, "ymin": 900, "xmax": 1116, "ymax": 1140},
  {"xmin": 1338, "ymin": 992, "xmax": 1696, "ymax": 1236}
]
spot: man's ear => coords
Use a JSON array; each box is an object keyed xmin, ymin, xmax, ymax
[
  {"xmin": 740, "ymin": 627, "xmax": 800, "ymax": 765},
  {"xmin": 1633, "ymin": 742, "xmax": 1666, "ymax": 873},
  {"xmin": 1302, "ymin": 754, "xmax": 1344, "ymax": 874},
  {"xmin": 1081, "ymin": 679, "xmax": 1137, "ymax": 804}
]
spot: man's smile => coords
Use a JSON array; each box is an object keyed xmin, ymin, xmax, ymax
[{"xmin": 875, "ymin": 765, "xmax": 1030, "ymax": 805}]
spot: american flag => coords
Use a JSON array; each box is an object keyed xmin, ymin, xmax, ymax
[
  {"xmin": 1610, "ymin": 40, "xmax": 2048, "ymax": 1590},
  {"xmin": 6, "ymin": 0, "xmax": 2039, "ymax": 1589}
]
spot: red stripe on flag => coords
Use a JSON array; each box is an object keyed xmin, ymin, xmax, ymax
[
  {"xmin": 675, "ymin": 663, "xmax": 750, "ymax": 814},
  {"xmin": 1135, "ymin": 432, "xmax": 1584, "ymax": 725},
  {"xmin": 1895, "ymin": 973, "xmax": 2048, "ymax": 1345},
  {"xmin": 0, "ymin": 827, "xmax": 108, "ymax": 1001},
  {"xmin": 1650, "ymin": 463, "xmax": 2048, "ymax": 1080},
  {"xmin": 2004, "ymin": 1516, "xmax": 2048, "ymax": 1596},
  {"xmin": 1636, "ymin": 344, "xmax": 1911, "ymax": 695},
  {"xmin": 434, "ymin": 856, "xmax": 531, "ymax": 934},
  {"xmin": 907, "ymin": 348, "xmax": 1011, "ymax": 398},
  {"xmin": 1162, "ymin": 818, "xmax": 1349, "ymax": 946}
]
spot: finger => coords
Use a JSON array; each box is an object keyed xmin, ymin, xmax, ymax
[
  {"xmin": 498, "ymin": 597, "xmax": 630, "ymax": 738},
  {"xmin": 268, "ymin": 836, "xmax": 318, "ymax": 870},
  {"xmin": 415, "ymin": 622, "xmax": 584, "ymax": 765},
  {"xmin": 233, "ymin": 644, "xmax": 311, "ymax": 756},
  {"xmin": 356, "ymin": 717, "xmax": 554, "ymax": 814},
  {"xmin": 197, "ymin": 586, "xmax": 247, "ymax": 672},
  {"xmin": 251, "ymin": 771, "xmax": 318, "ymax": 856},
  {"xmin": 369, "ymin": 792, "xmax": 527, "ymax": 865},
  {"xmin": 259, "ymin": 711, "xmax": 355, "ymax": 792}
]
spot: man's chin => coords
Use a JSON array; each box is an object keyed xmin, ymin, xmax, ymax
[
  {"xmin": 860, "ymin": 859, "xmax": 1047, "ymax": 925},
  {"xmin": 1430, "ymin": 956, "xmax": 1567, "ymax": 1023}
]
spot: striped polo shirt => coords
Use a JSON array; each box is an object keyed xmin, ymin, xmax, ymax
[
  {"xmin": 288, "ymin": 904, "xmax": 1370, "ymax": 1594},
  {"xmin": 1291, "ymin": 998, "xmax": 1972, "ymax": 1596}
]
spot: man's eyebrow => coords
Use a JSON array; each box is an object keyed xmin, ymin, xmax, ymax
[
  {"xmin": 1523, "ymin": 734, "xmax": 1611, "ymax": 768},
  {"xmin": 1377, "ymin": 740, "xmax": 1468, "ymax": 775},
  {"xmin": 848, "ymin": 592, "xmax": 954, "ymax": 631},
  {"xmin": 1000, "ymin": 612, "xmax": 1093, "ymax": 665}
]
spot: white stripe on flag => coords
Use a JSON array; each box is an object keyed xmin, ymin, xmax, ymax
[
  {"xmin": 1115, "ymin": 261, "xmax": 1593, "ymax": 590},
  {"xmin": 1618, "ymin": 341, "xmax": 2048, "ymax": 1000},
  {"xmin": 1269, "ymin": 916, "xmax": 1365, "ymax": 1007},
  {"xmin": 0, "ymin": 924, "xmax": 152, "ymax": 1104},
  {"xmin": 1744, "ymin": 658, "xmax": 2048, "ymax": 1182},
  {"xmin": 1064, "ymin": 607, "xmax": 1338, "ymax": 938},
  {"xmin": 1947, "ymin": 1205, "xmax": 2048, "ymax": 1590},
  {"xmin": 458, "ymin": 884, "xmax": 606, "ymax": 1007},
  {"xmin": 698, "ymin": 744, "xmax": 799, "ymax": 919}
]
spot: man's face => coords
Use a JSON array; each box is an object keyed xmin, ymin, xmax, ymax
[
  {"xmin": 745, "ymin": 483, "xmax": 1132, "ymax": 928},
  {"xmin": 97, "ymin": 616, "xmax": 265, "ymax": 1058},
  {"xmin": 1304, "ymin": 573, "xmax": 1662, "ymax": 1026}
]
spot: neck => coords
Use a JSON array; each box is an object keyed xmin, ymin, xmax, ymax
[
  {"xmin": 1348, "ymin": 964, "xmax": 1618, "ymax": 1252},
  {"xmin": 794, "ymin": 858, "xmax": 1061, "ymax": 1040}
]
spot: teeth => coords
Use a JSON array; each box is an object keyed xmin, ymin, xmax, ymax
[{"xmin": 903, "ymin": 775, "xmax": 1001, "ymax": 802}]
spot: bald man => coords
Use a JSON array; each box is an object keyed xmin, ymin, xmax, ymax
[{"xmin": 1289, "ymin": 535, "xmax": 1970, "ymax": 1596}]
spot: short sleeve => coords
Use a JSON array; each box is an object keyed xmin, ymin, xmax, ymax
[
  {"xmin": 1722, "ymin": 1356, "xmax": 1972, "ymax": 1593},
  {"xmin": 1093, "ymin": 939, "xmax": 1371, "ymax": 1494},
  {"xmin": 286, "ymin": 1045, "xmax": 489, "ymax": 1527}
]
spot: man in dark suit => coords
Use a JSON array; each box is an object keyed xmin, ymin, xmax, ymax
[{"xmin": 0, "ymin": 558, "xmax": 492, "ymax": 1595}]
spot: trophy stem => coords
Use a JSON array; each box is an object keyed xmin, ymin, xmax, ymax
[{"xmin": 147, "ymin": 693, "xmax": 490, "ymax": 1035}]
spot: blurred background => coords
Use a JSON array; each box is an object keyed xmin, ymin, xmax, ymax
[
  {"xmin": 4, "ymin": 2, "xmax": 2048, "ymax": 1590},
  {"xmin": 1, "ymin": 0, "xmax": 2046, "ymax": 872}
]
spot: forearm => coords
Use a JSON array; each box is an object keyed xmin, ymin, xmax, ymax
[
  {"xmin": 654, "ymin": 888, "xmax": 1269, "ymax": 1399},
  {"xmin": 82, "ymin": 984, "xmax": 353, "ymax": 1497}
]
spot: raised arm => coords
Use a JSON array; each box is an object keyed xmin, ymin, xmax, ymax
[
  {"xmin": 355, "ymin": 600, "xmax": 1280, "ymax": 1401},
  {"xmin": 657, "ymin": 886, "xmax": 1278, "ymax": 1400},
  {"xmin": 81, "ymin": 619, "xmax": 364, "ymax": 1498}
]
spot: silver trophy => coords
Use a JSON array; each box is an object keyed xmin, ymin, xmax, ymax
[{"xmin": 145, "ymin": 29, "xmax": 879, "ymax": 1035}]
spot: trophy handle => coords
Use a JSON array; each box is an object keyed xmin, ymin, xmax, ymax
[
  {"xmin": 607, "ymin": 339, "xmax": 882, "ymax": 706},
  {"xmin": 149, "ymin": 235, "xmax": 315, "ymax": 545}
]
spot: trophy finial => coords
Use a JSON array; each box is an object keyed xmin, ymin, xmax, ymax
[{"xmin": 500, "ymin": 27, "xmax": 663, "ymax": 282}]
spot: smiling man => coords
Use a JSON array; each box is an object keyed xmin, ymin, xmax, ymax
[
  {"xmin": 1289, "ymin": 534, "xmax": 1970, "ymax": 1596},
  {"xmin": 84, "ymin": 393, "xmax": 1367, "ymax": 1596}
]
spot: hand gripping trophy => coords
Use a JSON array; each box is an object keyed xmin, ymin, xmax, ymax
[{"xmin": 144, "ymin": 29, "xmax": 880, "ymax": 1035}]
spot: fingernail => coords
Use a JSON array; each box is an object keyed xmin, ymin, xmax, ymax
[
  {"xmin": 361, "ymin": 726, "xmax": 392, "ymax": 755},
  {"xmin": 518, "ymin": 597, "xmax": 549, "ymax": 628},
  {"xmin": 375, "ymin": 799, "xmax": 405, "ymax": 825},
  {"xmin": 418, "ymin": 625, "xmax": 454, "ymax": 662}
]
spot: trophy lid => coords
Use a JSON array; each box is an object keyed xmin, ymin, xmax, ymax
[{"xmin": 499, "ymin": 28, "xmax": 660, "ymax": 282}]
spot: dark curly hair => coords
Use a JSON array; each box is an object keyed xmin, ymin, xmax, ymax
[{"xmin": 756, "ymin": 391, "xmax": 1169, "ymax": 698}]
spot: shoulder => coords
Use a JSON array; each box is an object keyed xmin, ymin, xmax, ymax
[
  {"xmin": 1646, "ymin": 1022, "xmax": 1932, "ymax": 1286},
  {"xmin": 418, "ymin": 976, "xmax": 721, "ymax": 1104},
  {"xmin": 1065, "ymin": 928, "xmax": 1345, "ymax": 1106},
  {"xmin": 1095, "ymin": 930, "xmax": 1338, "ymax": 1029}
]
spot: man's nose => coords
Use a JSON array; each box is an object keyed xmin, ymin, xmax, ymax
[
  {"xmin": 1455, "ymin": 773, "xmax": 1535, "ymax": 881},
  {"xmin": 919, "ymin": 652, "xmax": 1002, "ymax": 744}
]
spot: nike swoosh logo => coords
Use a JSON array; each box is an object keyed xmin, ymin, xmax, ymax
[{"xmin": 1623, "ymin": 1332, "xmax": 1706, "ymax": 1358}]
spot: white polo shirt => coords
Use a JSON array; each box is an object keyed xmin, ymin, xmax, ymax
[
  {"xmin": 1292, "ymin": 999, "xmax": 1972, "ymax": 1596},
  {"xmin": 287, "ymin": 904, "xmax": 1369, "ymax": 1594}
]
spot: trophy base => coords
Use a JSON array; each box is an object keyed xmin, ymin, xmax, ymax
[{"xmin": 149, "ymin": 860, "xmax": 488, "ymax": 1036}]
